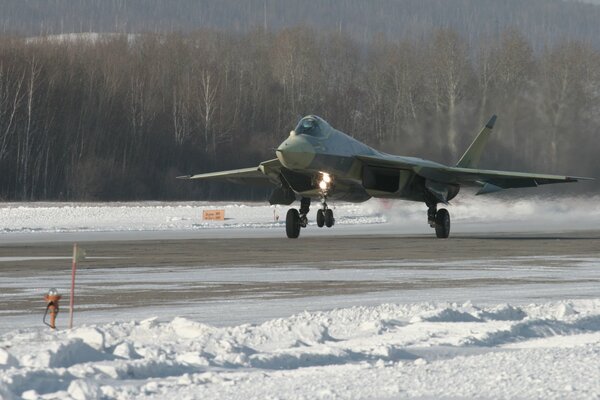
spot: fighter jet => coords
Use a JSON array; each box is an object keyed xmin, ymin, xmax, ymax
[{"xmin": 178, "ymin": 115, "xmax": 592, "ymax": 238}]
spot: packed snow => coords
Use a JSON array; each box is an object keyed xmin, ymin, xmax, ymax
[
  {"xmin": 1, "ymin": 196, "xmax": 599, "ymax": 240},
  {"xmin": 2, "ymin": 300, "xmax": 600, "ymax": 399}
]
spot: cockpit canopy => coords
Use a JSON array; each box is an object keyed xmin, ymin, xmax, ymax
[{"xmin": 294, "ymin": 116, "xmax": 324, "ymax": 137}]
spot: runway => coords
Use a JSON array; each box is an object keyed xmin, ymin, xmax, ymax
[
  {"xmin": 1, "ymin": 230, "xmax": 599, "ymax": 332},
  {"xmin": 3, "ymin": 228, "xmax": 600, "ymax": 399},
  {"xmin": 2, "ymin": 231, "xmax": 600, "ymax": 271}
]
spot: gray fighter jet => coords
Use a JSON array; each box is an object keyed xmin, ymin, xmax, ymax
[{"xmin": 178, "ymin": 115, "xmax": 592, "ymax": 238}]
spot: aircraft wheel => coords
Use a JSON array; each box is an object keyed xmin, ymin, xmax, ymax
[
  {"xmin": 316, "ymin": 209, "xmax": 325, "ymax": 228},
  {"xmin": 325, "ymin": 209, "xmax": 334, "ymax": 228},
  {"xmin": 286, "ymin": 208, "xmax": 301, "ymax": 238},
  {"xmin": 435, "ymin": 208, "xmax": 450, "ymax": 238}
]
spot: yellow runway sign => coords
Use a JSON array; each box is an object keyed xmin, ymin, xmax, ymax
[{"xmin": 203, "ymin": 210, "xmax": 225, "ymax": 221}]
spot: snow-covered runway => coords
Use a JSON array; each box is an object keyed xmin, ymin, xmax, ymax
[
  {"xmin": 1, "ymin": 198, "xmax": 600, "ymax": 398},
  {"xmin": 3, "ymin": 255, "xmax": 600, "ymax": 333}
]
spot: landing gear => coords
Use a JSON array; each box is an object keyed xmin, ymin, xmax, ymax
[
  {"xmin": 426, "ymin": 203, "xmax": 451, "ymax": 238},
  {"xmin": 286, "ymin": 197, "xmax": 311, "ymax": 238},
  {"xmin": 299, "ymin": 197, "xmax": 310, "ymax": 228},
  {"xmin": 435, "ymin": 208, "xmax": 450, "ymax": 238},
  {"xmin": 325, "ymin": 209, "xmax": 334, "ymax": 228},
  {"xmin": 316, "ymin": 198, "xmax": 334, "ymax": 228},
  {"xmin": 286, "ymin": 197, "xmax": 335, "ymax": 238},
  {"xmin": 286, "ymin": 209, "xmax": 301, "ymax": 238},
  {"xmin": 316, "ymin": 209, "xmax": 325, "ymax": 227},
  {"xmin": 427, "ymin": 204, "xmax": 437, "ymax": 228}
]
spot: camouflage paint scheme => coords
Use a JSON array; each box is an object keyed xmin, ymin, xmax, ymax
[{"xmin": 178, "ymin": 115, "xmax": 592, "ymax": 207}]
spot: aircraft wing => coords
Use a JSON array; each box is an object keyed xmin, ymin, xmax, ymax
[
  {"xmin": 177, "ymin": 158, "xmax": 282, "ymax": 186},
  {"xmin": 442, "ymin": 167, "xmax": 593, "ymax": 195},
  {"xmin": 355, "ymin": 154, "xmax": 593, "ymax": 195}
]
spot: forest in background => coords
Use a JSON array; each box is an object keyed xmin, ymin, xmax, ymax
[
  {"xmin": 0, "ymin": 27, "xmax": 598, "ymax": 201},
  {"xmin": 3, "ymin": 0, "xmax": 600, "ymax": 51}
]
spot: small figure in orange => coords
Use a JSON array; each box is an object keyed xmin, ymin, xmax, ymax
[{"xmin": 43, "ymin": 288, "xmax": 62, "ymax": 329}]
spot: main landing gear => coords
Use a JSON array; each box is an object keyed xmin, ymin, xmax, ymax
[
  {"xmin": 286, "ymin": 197, "xmax": 334, "ymax": 238},
  {"xmin": 427, "ymin": 203, "xmax": 450, "ymax": 238},
  {"xmin": 286, "ymin": 197, "xmax": 309, "ymax": 238}
]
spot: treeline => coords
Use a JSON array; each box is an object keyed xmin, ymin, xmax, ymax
[
  {"xmin": 0, "ymin": 28, "xmax": 598, "ymax": 200},
  {"xmin": 3, "ymin": 0, "xmax": 600, "ymax": 50}
]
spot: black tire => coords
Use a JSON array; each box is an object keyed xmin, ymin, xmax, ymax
[
  {"xmin": 316, "ymin": 209, "xmax": 325, "ymax": 228},
  {"xmin": 435, "ymin": 208, "xmax": 450, "ymax": 238},
  {"xmin": 286, "ymin": 208, "xmax": 301, "ymax": 238},
  {"xmin": 325, "ymin": 209, "xmax": 334, "ymax": 228}
]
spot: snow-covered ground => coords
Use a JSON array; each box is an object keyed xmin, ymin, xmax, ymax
[
  {"xmin": 1, "ymin": 195, "xmax": 599, "ymax": 241},
  {"xmin": 3, "ymin": 299, "xmax": 600, "ymax": 399},
  {"xmin": 2, "ymin": 197, "xmax": 600, "ymax": 398}
]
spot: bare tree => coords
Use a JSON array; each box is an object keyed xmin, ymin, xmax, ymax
[
  {"xmin": 428, "ymin": 29, "xmax": 471, "ymax": 157},
  {"xmin": 172, "ymin": 73, "xmax": 193, "ymax": 145},
  {"xmin": 538, "ymin": 42, "xmax": 597, "ymax": 170},
  {"xmin": 16, "ymin": 57, "xmax": 41, "ymax": 199},
  {"xmin": 0, "ymin": 28, "xmax": 598, "ymax": 201},
  {"xmin": 0, "ymin": 64, "xmax": 25, "ymax": 162},
  {"xmin": 197, "ymin": 69, "xmax": 219, "ymax": 156}
]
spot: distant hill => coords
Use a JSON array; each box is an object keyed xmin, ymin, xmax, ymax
[{"xmin": 2, "ymin": 0, "xmax": 600, "ymax": 49}]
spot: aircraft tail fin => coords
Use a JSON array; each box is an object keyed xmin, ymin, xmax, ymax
[{"xmin": 456, "ymin": 115, "xmax": 496, "ymax": 169}]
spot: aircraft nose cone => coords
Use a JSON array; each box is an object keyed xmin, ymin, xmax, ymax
[{"xmin": 276, "ymin": 135, "xmax": 315, "ymax": 170}]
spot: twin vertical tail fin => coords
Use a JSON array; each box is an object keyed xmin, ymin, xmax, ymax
[{"xmin": 456, "ymin": 115, "xmax": 497, "ymax": 169}]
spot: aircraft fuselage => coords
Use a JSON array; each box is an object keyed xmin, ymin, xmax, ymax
[{"xmin": 275, "ymin": 115, "xmax": 454, "ymax": 204}]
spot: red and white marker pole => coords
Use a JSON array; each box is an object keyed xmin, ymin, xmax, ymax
[{"xmin": 69, "ymin": 243, "xmax": 78, "ymax": 329}]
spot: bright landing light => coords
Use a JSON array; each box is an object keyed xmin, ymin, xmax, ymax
[{"xmin": 319, "ymin": 172, "xmax": 332, "ymax": 190}]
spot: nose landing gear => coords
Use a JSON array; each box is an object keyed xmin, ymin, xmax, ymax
[
  {"xmin": 316, "ymin": 209, "xmax": 325, "ymax": 227},
  {"xmin": 325, "ymin": 209, "xmax": 334, "ymax": 227},
  {"xmin": 316, "ymin": 198, "xmax": 334, "ymax": 228}
]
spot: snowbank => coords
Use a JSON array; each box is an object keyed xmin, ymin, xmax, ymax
[
  {"xmin": 0, "ymin": 201, "xmax": 384, "ymax": 234},
  {"xmin": 2, "ymin": 300, "xmax": 600, "ymax": 399},
  {"xmin": 1, "ymin": 196, "xmax": 599, "ymax": 236}
]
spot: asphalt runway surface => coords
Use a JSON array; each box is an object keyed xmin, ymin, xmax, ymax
[
  {"xmin": 1, "ymin": 230, "xmax": 599, "ymax": 330},
  {"xmin": 1, "ymin": 230, "xmax": 600, "ymax": 271}
]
